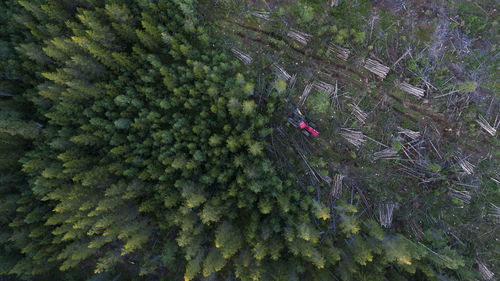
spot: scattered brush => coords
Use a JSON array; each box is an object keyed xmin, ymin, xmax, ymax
[
  {"xmin": 249, "ymin": 11, "xmax": 270, "ymax": 20},
  {"xmin": 341, "ymin": 128, "xmax": 366, "ymax": 147},
  {"xmin": 298, "ymin": 83, "xmax": 314, "ymax": 106},
  {"xmin": 400, "ymin": 139, "xmax": 424, "ymax": 160},
  {"xmin": 330, "ymin": 174, "xmax": 344, "ymax": 198},
  {"xmin": 448, "ymin": 187, "xmax": 471, "ymax": 204},
  {"xmin": 347, "ymin": 103, "xmax": 368, "ymax": 124},
  {"xmin": 477, "ymin": 260, "xmax": 495, "ymax": 281},
  {"xmin": 287, "ymin": 29, "xmax": 312, "ymax": 45},
  {"xmin": 297, "ymin": 151, "xmax": 320, "ymax": 184},
  {"xmin": 476, "ymin": 114, "xmax": 497, "ymax": 136},
  {"xmin": 273, "ymin": 63, "xmax": 291, "ymax": 81},
  {"xmin": 489, "ymin": 203, "xmax": 500, "ymax": 218},
  {"xmin": 379, "ymin": 203, "xmax": 397, "ymax": 228},
  {"xmin": 360, "ymin": 58, "xmax": 390, "ymax": 79},
  {"xmin": 409, "ymin": 220, "xmax": 424, "ymax": 241},
  {"xmin": 398, "ymin": 81, "xmax": 425, "ymax": 99},
  {"xmin": 398, "ymin": 126, "xmax": 420, "ymax": 140},
  {"xmin": 329, "ymin": 81, "xmax": 342, "ymax": 111},
  {"xmin": 373, "ymin": 147, "xmax": 398, "ymax": 161},
  {"xmin": 328, "ymin": 44, "xmax": 350, "ymax": 61},
  {"xmin": 454, "ymin": 155, "xmax": 475, "ymax": 175},
  {"xmin": 231, "ymin": 48, "xmax": 252, "ymax": 65},
  {"xmin": 397, "ymin": 139, "xmax": 438, "ymax": 184},
  {"xmin": 398, "ymin": 162, "xmax": 427, "ymax": 182}
]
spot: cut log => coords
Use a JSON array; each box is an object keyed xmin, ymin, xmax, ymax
[
  {"xmin": 347, "ymin": 103, "xmax": 367, "ymax": 124},
  {"xmin": 298, "ymin": 83, "xmax": 313, "ymax": 106},
  {"xmin": 273, "ymin": 64, "xmax": 291, "ymax": 81},
  {"xmin": 399, "ymin": 81, "xmax": 425, "ymax": 98},
  {"xmin": 231, "ymin": 48, "xmax": 252, "ymax": 65},
  {"xmin": 287, "ymin": 29, "xmax": 312, "ymax": 45},
  {"xmin": 249, "ymin": 11, "xmax": 270, "ymax": 20},
  {"xmin": 340, "ymin": 128, "xmax": 366, "ymax": 147},
  {"xmin": 476, "ymin": 114, "xmax": 496, "ymax": 136},
  {"xmin": 360, "ymin": 58, "xmax": 390, "ymax": 79},
  {"xmin": 328, "ymin": 44, "xmax": 350, "ymax": 61},
  {"xmin": 378, "ymin": 203, "xmax": 397, "ymax": 228},
  {"xmin": 373, "ymin": 147, "xmax": 398, "ymax": 160}
]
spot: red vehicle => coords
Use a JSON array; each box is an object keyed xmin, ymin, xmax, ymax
[{"xmin": 288, "ymin": 109, "xmax": 319, "ymax": 137}]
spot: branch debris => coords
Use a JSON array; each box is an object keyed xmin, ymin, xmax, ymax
[
  {"xmin": 231, "ymin": 48, "xmax": 252, "ymax": 65},
  {"xmin": 489, "ymin": 203, "xmax": 500, "ymax": 218},
  {"xmin": 448, "ymin": 188, "xmax": 471, "ymax": 204},
  {"xmin": 399, "ymin": 82, "xmax": 425, "ymax": 98},
  {"xmin": 341, "ymin": 128, "xmax": 366, "ymax": 147},
  {"xmin": 287, "ymin": 29, "xmax": 312, "ymax": 45}
]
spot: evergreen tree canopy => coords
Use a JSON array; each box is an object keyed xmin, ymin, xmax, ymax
[{"xmin": 0, "ymin": 0, "xmax": 487, "ymax": 281}]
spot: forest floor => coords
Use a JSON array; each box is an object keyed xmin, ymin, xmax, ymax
[{"xmin": 205, "ymin": 0, "xmax": 499, "ymax": 275}]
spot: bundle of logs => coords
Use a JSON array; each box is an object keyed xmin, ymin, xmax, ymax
[
  {"xmin": 399, "ymin": 81, "xmax": 425, "ymax": 98},
  {"xmin": 341, "ymin": 128, "xmax": 366, "ymax": 147},
  {"xmin": 231, "ymin": 48, "xmax": 252, "ymax": 65},
  {"xmin": 273, "ymin": 63, "xmax": 292, "ymax": 81},
  {"xmin": 287, "ymin": 29, "xmax": 312, "ymax": 45},
  {"xmin": 348, "ymin": 103, "xmax": 368, "ymax": 124},
  {"xmin": 328, "ymin": 43, "xmax": 350, "ymax": 61},
  {"xmin": 360, "ymin": 58, "xmax": 390, "ymax": 79}
]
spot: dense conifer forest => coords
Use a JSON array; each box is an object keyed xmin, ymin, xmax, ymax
[{"xmin": 0, "ymin": 0, "xmax": 498, "ymax": 280}]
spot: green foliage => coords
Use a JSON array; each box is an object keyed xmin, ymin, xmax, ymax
[
  {"xmin": 274, "ymin": 78, "xmax": 287, "ymax": 94},
  {"xmin": 298, "ymin": 5, "xmax": 314, "ymax": 24},
  {"xmin": 306, "ymin": 92, "xmax": 330, "ymax": 114},
  {"xmin": 457, "ymin": 81, "xmax": 478, "ymax": 93}
]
